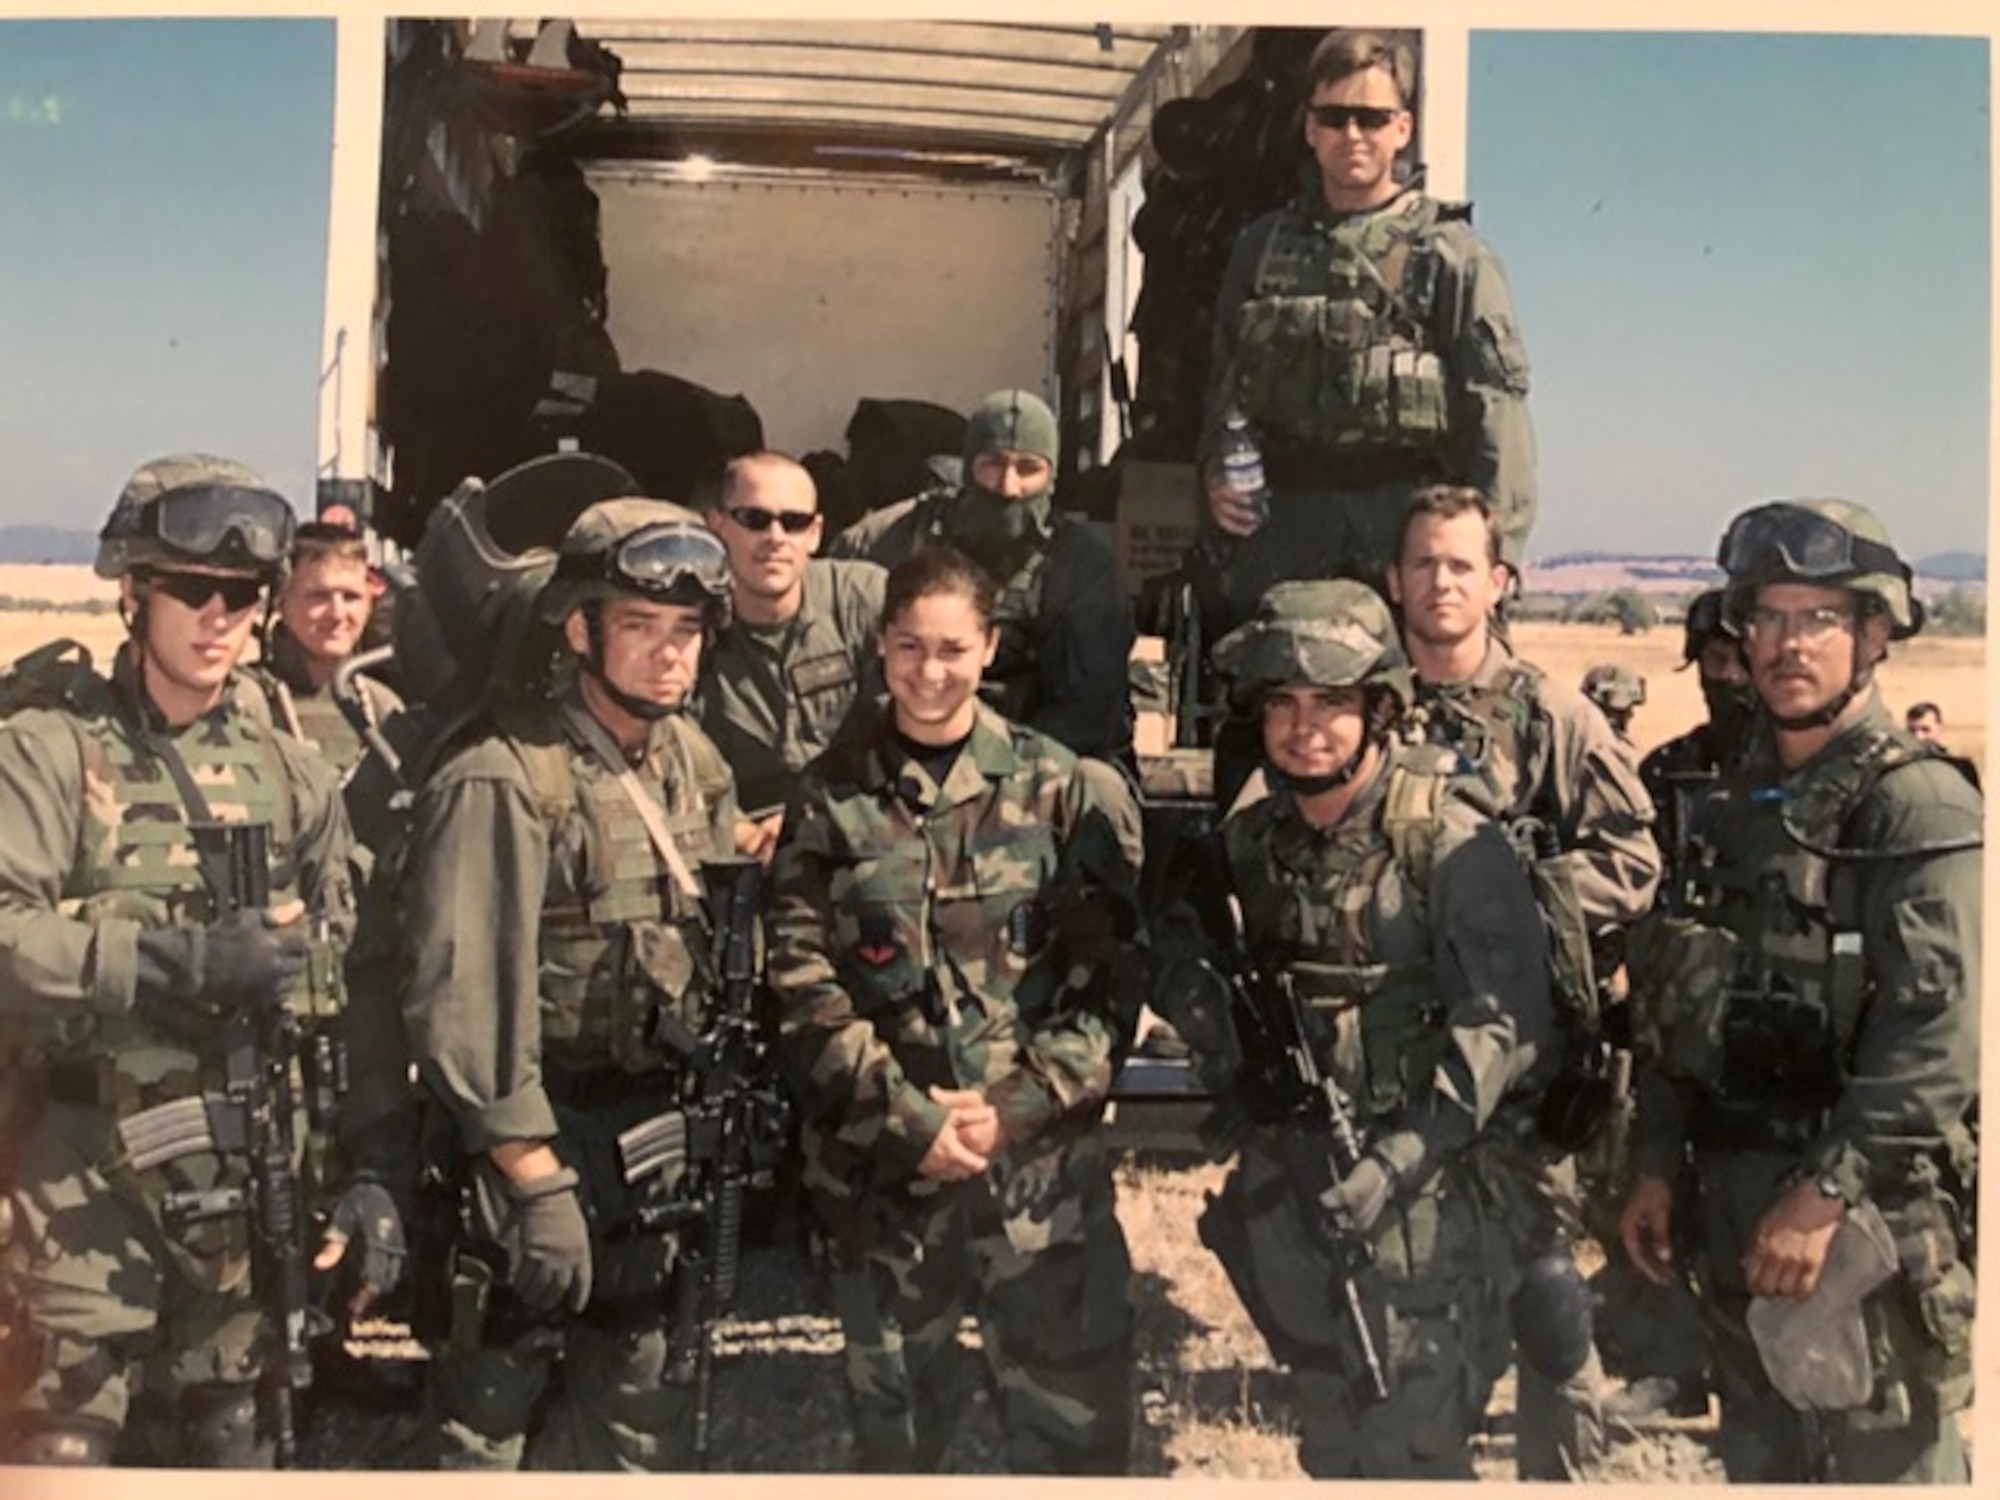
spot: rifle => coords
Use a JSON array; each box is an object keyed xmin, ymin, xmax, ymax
[
  {"xmin": 618, "ymin": 855, "xmax": 791, "ymax": 1469},
  {"xmin": 116, "ymin": 822, "xmax": 313, "ymax": 1466},
  {"xmin": 1218, "ymin": 895, "xmax": 1391, "ymax": 1404}
]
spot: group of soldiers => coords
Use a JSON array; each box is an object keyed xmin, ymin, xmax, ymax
[{"xmin": 0, "ymin": 25, "xmax": 1978, "ymax": 1485}]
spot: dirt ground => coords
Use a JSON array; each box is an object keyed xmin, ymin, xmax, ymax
[{"xmin": 295, "ymin": 1158, "xmax": 1729, "ymax": 1477}]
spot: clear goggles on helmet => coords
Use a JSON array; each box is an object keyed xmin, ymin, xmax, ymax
[
  {"xmin": 569, "ymin": 522, "xmax": 730, "ymax": 600},
  {"xmin": 146, "ymin": 483, "xmax": 297, "ymax": 568},
  {"xmin": 1717, "ymin": 504, "xmax": 1901, "ymax": 582}
]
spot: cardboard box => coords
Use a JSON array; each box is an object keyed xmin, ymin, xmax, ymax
[{"xmin": 1114, "ymin": 459, "xmax": 1203, "ymax": 592}]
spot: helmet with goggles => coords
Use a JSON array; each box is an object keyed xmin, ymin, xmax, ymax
[
  {"xmin": 539, "ymin": 498, "xmax": 733, "ymax": 626},
  {"xmin": 1213, "ymin": 578, "xmax": 1413, "ymax": 711},
  {"xmin": 96, "ymin": 453, "xmax": 296, "ymax": 582},
  {"xmin": 1717, "ymin": 499, "xmax": 1922, "ymax": 640}
]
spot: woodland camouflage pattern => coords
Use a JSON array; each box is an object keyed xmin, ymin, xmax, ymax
[
  {"xmin": 766, "ymin": 699, "xmax": 1142, "ymax": 1471},
  {"xmin": 0, "ymin": 647, "xmax": 353, "ymax": 1461}
]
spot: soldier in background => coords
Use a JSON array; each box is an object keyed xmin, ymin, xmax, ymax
[
  {"xmin": 1591, "ymin": 590, "xmax": 1748, "ymax": 1424},
  {"xmin": 1620, "ymin": 500, "xmax": 1979, "ymax": 1482},
  {"xmin": 1198, "ymin": 27, "xmax": 1534, "ymax": 627},
  {"xmin": 766, "ymin": 546, "xmax": 1143, "ymax": 1473},
  {"xmin": 0, "ymin": 454, "xmax": 397, "ymax": 1465},
  {"xmin": 1580, "ymin": 664, "xmax": 1645, "ymax": 746},
  {"xmin": 1904, "ymin": 700, "xmax": 1944, "ymax": 744},
  {"xmin": 247, "ymin": 521, "xmax": 403, "ymax": 781},
  {"xmin": 697, "ymin": 451, "xmax": 884, "ymax": 863},
  {"xmin": 1387, "ymin": 483, "xmax": 1660, "ymax": 1480},
  {"xmin": 831, "ymin": 388, "xmax": 1135, "ymax": 766},
  {"xmin": 401, "ymin": 499, "xmax": 740, "ymax": 1470}
]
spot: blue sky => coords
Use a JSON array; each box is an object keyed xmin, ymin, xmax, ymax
[
  {"xmin": 1470, "ymin": 29, "xmax": 1991, "ymax": 563},
  {"xmin": 0, "ymin": 19, "xmax": 1989, "ymax": 566},
  {"xmin": 0, "ymin": 19, "xmax": 333, "ymax": 533}
]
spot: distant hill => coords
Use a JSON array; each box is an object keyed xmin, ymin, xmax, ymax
[
  {"xmin": 1523, "ymin": 549, "xmax": 1982, "ymax": 606},
  {"xmin": 0, "ymin": 527, "xmax": 95, "ymax": 565}
]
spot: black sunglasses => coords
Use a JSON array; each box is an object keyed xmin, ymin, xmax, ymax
[
  {"xmin": 727, "ymin": 506, "xmax": 819, "ymax": 535},
  {"xmin": 143, "ymin": 569, "xmax": 265, "ymax": 613},
  {"xmin": 1308, "ymin": 103, "xmax": 1403, "ymax": 133}
]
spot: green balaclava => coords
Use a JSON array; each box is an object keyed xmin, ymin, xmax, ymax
[{"xmin": 945, "ymin": 388, "xmax": 1059, "ymax": 563}]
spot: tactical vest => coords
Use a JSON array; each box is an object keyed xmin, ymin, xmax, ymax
[
  {"xmin": 0, "ymin": 644, "xmax": 336, "ymax": 1090},
  {"xmin": 1654, "ymin": 732, "xmax": 1975, "ymax": 1132},
  {"xmin": 1228, "ymin": 192, "xmax": 1459, "ymax": 458},
  {"xmin": 493, "ymin": 703, "xmax": 733, "ymax": 1075},
  {"xmin": 1225, "ymin": 748, "xmax": 1459, "ymax": 1126},
  {"xmin": 1411, "ymin": 661, "xmax": 1602, "ymax": 1034},
  {"xmin": 252, "ymin": 669, "xmax": 390, "ymax": 782}
]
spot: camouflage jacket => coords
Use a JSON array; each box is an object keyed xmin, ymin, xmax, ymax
[
  {"xmin": 1201, "ymin": 185, "xmax": 1536, "ymax": 569},
  {"xmin": 829, "ymin": 491, "xmax": 1136, "ymax": 764},
  {"xmin": 0, "ymin": 645, "xmax": 354, "ymax": 1104},
  {"xmin": 1627, "ymin": 692, "xmax": 1981, "ymax": 1211},
  {"xmin": 696, "ymin": 556, "xmax": 886, "ymax": 816},
  {"xmin": 765, "ymin": 699, "xmax": 1144, "ymax": 1259},
  {"xmin": 1410, "ymin": 638, "xmax": 1661, "ymax": 938},
  {"xmin": 401, "ymin": 681, "xmax": 738, "ymax": 1152}
]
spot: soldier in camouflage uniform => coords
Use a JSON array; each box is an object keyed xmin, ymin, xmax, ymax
[
  {"xmin": 1154, "ymin": 578, "xmax": 1550, "ymax": 1477},
  {"xmin": 1588, "ymin": 590, "xmax": 1748, "ymax": 1424},
  {"xmin": 1198, "ymin": 28, "xmax": 1535, "ymax": 632},
  {"xmin": 245, "ymin": 521, "xmax": 403, "ymax": 782},
  {"xmin": 765, "ymin": 545, "xmax": 1144, "ymax": 1473},
  {"xmin": 0, "ymin": 454, "xmax": 395, "ymax": 1465},
  {"xmin": 1619, "ymin": 499, "xmax": 1979, "ymax": 1482},
  {"xmin": 1580, "ymin": 664, "xmax": 1645, "ymax": 746},
  {"xmin": 830, "ymin": 388, "xmax": 1135, "ymax": 765},
  {"xmin": 401, "ymin": 498, "xmax": 741, "ymax": 1470},
  {"xmin": 697, "ymin": 451, "xmax": 885, "ymax": 861},
  {"xmin": 1386, "ymin": 483, "xmax": 1661, "ymax": 1479}
]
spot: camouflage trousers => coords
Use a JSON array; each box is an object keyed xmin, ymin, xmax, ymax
[
  {"xmin": 1689, "ymin": 1148, "xmax": 1972, "ymax": 1483},
  {"xmin": 427, "ymin": 1232, "xmax": 695, "ymax": 1471},
  {"xmin": 0, "ymin": 1101, "xmax": 273, "ymax": 1465},
  {"xmin": 1207, "ymin": 1130, "xmax": 1509, "ymax": 1478},
  {"xmin": 824, "ymin": 1168, "xmax": 1133, "ymax": 1474}
]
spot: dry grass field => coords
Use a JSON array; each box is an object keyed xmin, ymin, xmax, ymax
[{"xmin": 1514, "ymin": 618, "xmax": 1988, "ymax": 770}]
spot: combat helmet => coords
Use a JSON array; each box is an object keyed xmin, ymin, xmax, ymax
[
  {"xmin": 394, "ymin": 452, "xmax": 637, "ymax": 711},
  {"xmin": 1212, "ymin": 578, "xmax": 1413, "ymax": 711},
  {"xmin": 96, "ymin": 452, "xmax": 296, "ymax": 581},
  {"xmin": 1679, "ymin": 588, "xmax": 1735, "ymax": 666},
  {"xmin": 1581, "ymin": 663, "xmax": 1646, "ymax": 712},
  {"xmin": 1716, "ymin": 499, "xmax": 1922, "ymax": 640},
  {"xmin": 539, "ymin": 497, "xmax": 732, "ymax": 627}
]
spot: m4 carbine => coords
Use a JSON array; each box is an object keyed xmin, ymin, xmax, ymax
[{"xmin": 116, "ymin": 822, "xmax": 314, "ymax": 1467}]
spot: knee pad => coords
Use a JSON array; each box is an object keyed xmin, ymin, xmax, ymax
[
  {"xmin": 0, "ymin": 1411, "xmax": 121, "ymax": 1465},
  {"xmin": 181, "ymin": 1381, "xmax": 274, "ymax": 1468},
  {"xmin": 1510, "ymin": 1252, "xmax": 1595, "ymax": 1383}
]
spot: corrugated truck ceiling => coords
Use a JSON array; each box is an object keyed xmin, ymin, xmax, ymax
[{"xmin": 544, "ymin": 19, "xmax": 1210, "ymax": 181}]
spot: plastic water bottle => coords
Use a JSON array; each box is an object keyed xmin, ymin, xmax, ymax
[{"xmin": 1216, "ymin": 407, "xmax": 1271, "ymax": 530}]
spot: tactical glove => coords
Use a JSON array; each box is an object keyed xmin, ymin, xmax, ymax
[
  {"xmin": 322, "ymin": 1174, "xmax": 409, "ymax": 1304},
  {"xmin": 133, "ymin": 913, "xmax": 309, "ymax": 1042},
  {"xmin": 475, "ymin": 1163, "xmax": 593, "ymax": 1316}
]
